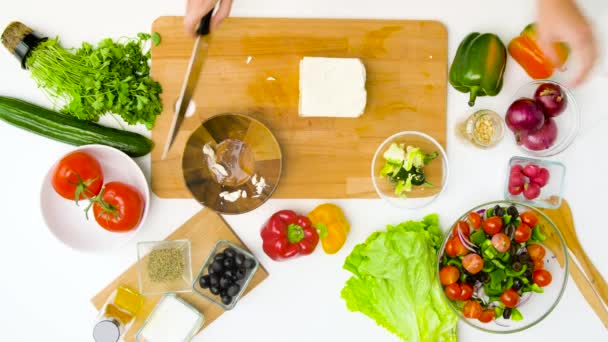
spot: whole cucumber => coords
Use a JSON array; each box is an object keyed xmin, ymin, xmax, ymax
[{"xmin": 0, "ymin": 96, "xmax": 153, "ymax": 157}]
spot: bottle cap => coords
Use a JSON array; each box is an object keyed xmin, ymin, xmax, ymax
[{"xmin": 93, "ymin": 319, "xmax": 121, "ymax": 342}]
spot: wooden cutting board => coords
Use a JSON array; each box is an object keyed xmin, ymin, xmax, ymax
[
  {"xmin": 91, "ymin": 209, "xmax": 268, "ymax": 341},
  {"xmin": 151, "ymin": 16, "xmax": 448, "ymax": 199}
]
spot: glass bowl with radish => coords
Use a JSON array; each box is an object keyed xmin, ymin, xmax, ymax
[
  {"xmin": 505, "ymin": 80, "xmax": 580, "ymax": 157},
  {"xmin": 505, "ymin": 156, "xmax": 566, "ymax": 209},
  {"xmin": 437, "ymin": 201, "xmax": 568, "ymax": 333}
]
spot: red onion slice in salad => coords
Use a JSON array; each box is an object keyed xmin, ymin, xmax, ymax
[
  {"xmin": 517, "ymin": 292, "xmax": 532, "ymax": 308},
  {"xmin": 457, "ymin": 228, "xmax": 477, "ymax": 253}
]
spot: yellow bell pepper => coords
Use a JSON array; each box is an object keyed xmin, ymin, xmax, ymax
[{"xmin": 308, "ymin": 203, "xmax": 350, "ymax": 254}]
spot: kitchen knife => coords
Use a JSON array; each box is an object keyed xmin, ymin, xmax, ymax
[{"xmin": 161, "ymin": 11, "xmax": 213, "ymax": 160}]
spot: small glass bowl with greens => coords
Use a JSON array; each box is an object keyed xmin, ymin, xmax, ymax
[
  {"xmin": 371, "ymin": 131, "xmax": 448, "ymax": 209},
  {"xmin": 438, "ymin": 201, "xmax": 568, "ymax": 333}
]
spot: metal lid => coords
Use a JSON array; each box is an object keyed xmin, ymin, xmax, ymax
[{"xmin": 93, "ymin": 319, "xmax": 121, "ymax": 342}]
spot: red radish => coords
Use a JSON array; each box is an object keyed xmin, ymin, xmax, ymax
[
  {"xmin": 531, "ymin": 168, "xmax": 550, "ymax": 187},
  {"xmin": 509, "ymin": 172, "xmax": 526, "ymax": 187},
  {"xmin": 523, "ymin": 164, "xmax": 540, "ymax": 178},
  {"xmin": 506, "ymin": 98, "xmax": 545, "ymax": 133},
  {"xmin": 509, "ymin": 184, "xmax": 523, "ymax": 195},
  {"xmin": 517, "ymin": 119, "xmax": 558, "ymax": 151},
  {"xmin": 534, "ymin": 83, "xmax": 567, "ymax": 118},
  {"xmin": 524, "ymin": 183, "xmax": 541, "ymax": 200},
  {"xmin": 510, "ymin": 164, "xmax": 524, "ymax": 175}
]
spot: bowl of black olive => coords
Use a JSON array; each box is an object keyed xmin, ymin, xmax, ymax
[{"xmin": 193, "ymin": 240, "xmax": 259, "ymax": 310}]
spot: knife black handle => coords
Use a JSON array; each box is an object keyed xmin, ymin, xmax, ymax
[{"xmin": 196, "ymin": 11, "xmax": 213, "ymax": 36}]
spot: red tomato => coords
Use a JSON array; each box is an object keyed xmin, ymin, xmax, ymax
[
  {"xmin": 520, "ymin": 211, "xmax": 538, "ymax": 227},
  {"xmin": 533, "ymin": 259, "xmax": 544, "ymax": 270},
  {"xmin": 468, "ymin": 212, "xmax": 482, "ymax": 229},
  {"xmin": 527, "ymin": 244, "xmax": 546, "ymax": 261},
  {"xmin": 462, "ymin": 254, "xmax": 484, "ymax": 274},
  {"xmin": 463, "ymin": 301, "xmax": 483, "ymax": 319},
  {"xmin": 478, "ymin": 309, "xmax": 495, "ymax": 323},
  {"xmin": 52, "ymin": 151, "xmax": 103, "ymax": 201},
  {"xmin": 491, "ymin": 233, "xmax": 511, "ymax": 253},
  {"xmin": 483, "ymin": 216, "xmax": 503, "ymax": 235},
  {"xmin": 445, "ymin": 238, "xmax": 457, "ymax": 257},
  {"xmin": 439, "ymin": 266, "xmax": 460, "ymax": 286},
  {"xmin": 533, "ymin": 269, "xmax": 553, "ymax": 287},
  {"xmin": 460, "ymin": 283, "xmax": 474, "ymax": 301},
  {"xmin": 500, "ymin": 289, "xmax": 520, "ymax": 308},
  {"xmin": 93, "ymin": 182, "xmax": 144, "ymax": 232},
  {"xmin": 451, "ymin": 236, "xmax": 470, "ymax": 256},
  {"xmin": 452, "ymin": 221, "xmax": 471, "ymax": 237},
  {"xmin": 514, "ymin": 223, "xmax": 532, "ymax": 243},
  {"xmin": 445, "ymin": 283, "xmax": 461, "ymax": 301}
]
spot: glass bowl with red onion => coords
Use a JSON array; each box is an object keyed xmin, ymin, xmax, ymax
[
  {"xmin": 505, "ymin": 80, "xmax": 580, "ymax": 157},
  {"xmin": 437, "ymin": 200, "xmax": 568, "ymax": 333}
]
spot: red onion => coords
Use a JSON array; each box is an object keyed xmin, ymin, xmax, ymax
[
  {"xmin": 517, "ymin": 292, "xmax": 533, "ymax": 308},
  {"xmin": 457, "ymin": 228, "xmax": 477, "ymax": 253},
  {"xmin": 517, "ymin": 118, "xmax": 558, "ymax": 151},
  {"xmin": 534, "ymin": 83, "xmax": 567, "ymax": 118},
  {"xmin": 506, "ymin": 98, "xmax": 545, "ymax": 133},
  {"xmin": 494, "ymin": 320, "xmax": 510, "ymax": 327}
]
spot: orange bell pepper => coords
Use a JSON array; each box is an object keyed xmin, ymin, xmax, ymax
[
  {"xmin": 508, "ymin": 23, "xmax": 569, "ymax": 79},
  {"xmin": 308, "ymin": 203, "xmax": 350, "ymax": 254}
]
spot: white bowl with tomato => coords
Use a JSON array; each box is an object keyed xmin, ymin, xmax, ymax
[
  {"xmin": 438, "ymin": 201, "xmax": 568, "ymax": 333},
  {"xmin": 40, "ymin": 145, "xmax": 149, "ymax": 253}
]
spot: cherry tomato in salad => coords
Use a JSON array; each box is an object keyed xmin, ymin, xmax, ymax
[
  {"xmin": 514, "ymin": 223, "xmax": 532, "ymax": 243},
  {"xmin": 468, "ymin": 212, "xmax": 482, "ymax": 229},
  {"xmin": 533, "ymin": 259, "xmax": 544, "ymax": 270},
  {"xmin": 483, "ymin": 216, "xmax": 503, "ymax": 235},
  {"xmin": 445, "ymin": 238, "xmax": 457, "ymax": 257},
  {"xmin": 533, "ymin": 269, "xmax": 552, "ymax": 287},
  {"xmin": 460, "ymin": 283, "xmax": 474, "ymax": 301},
  {"xmin": 491, "ymin": 233, "xmax": 511, "ymax": 253},
  {"xmin": 439, "ymin": 266, "xmax": 460, "ymax": 286},
  {"xmin": 500, "ymin": 289, "xmax": 520, "ymax": 308},
  {"xmin": 52, "ymin": 151, "xmax": 104, "ymax": 201},
  {"xmin": 520, "ymin": 211, "xmax": 538, "ymax": 227},
  {"xmin": 452, "ymin": 221, "xmax": 471, "ymax": 237},
  {"xmin": 445, "ymin": 283, "xmax": 461, "ymax": 300},
  {"xmin": 527, "ymin": 244, "xmax": 546, "ymax": 261},
  {"xmin": 463, "ymin": 301, "xmax": 483, "ymax": 319},
  {"xmin": 478, "ymin": 309, "xmax": 495, "ymax": 323},
  {"xmin": 462, "ymin": 254, "xmax": 484, "ymax": 274},
  {"xmin": 451, "ymin": 236, "xmax": 470, "ymax": 256}
]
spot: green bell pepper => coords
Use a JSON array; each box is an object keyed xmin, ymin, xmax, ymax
[{"xmin": 449, "ymin": 32, "xmax": 507, "ymax": 106}]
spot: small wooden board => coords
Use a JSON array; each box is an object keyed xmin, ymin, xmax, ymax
[
  {"xmin": 91, "ymin": 209, "xmax": 268, "ymax": 341},
  {"xmin": 151, "ymin": 16, "xmax": 448, "ymax": 199}
]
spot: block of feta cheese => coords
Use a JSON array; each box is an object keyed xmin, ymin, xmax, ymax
[{"xmin": 298, "ymin": 57, "xmax": 367, "ymax": 117}]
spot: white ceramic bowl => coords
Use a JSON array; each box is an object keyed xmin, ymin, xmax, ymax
[{"xmin": 40, "ymin": 145, "xmax": 150, "ymax": 253}]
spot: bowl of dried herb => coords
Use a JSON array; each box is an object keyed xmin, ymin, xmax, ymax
[{"xmin": 137, "ymin": 240, "xmax": 193, "ymax": 295}]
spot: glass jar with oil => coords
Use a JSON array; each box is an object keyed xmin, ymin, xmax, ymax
[{"xmin": 93, "ymin": 285, "xmax": 143, "ymax": 342}]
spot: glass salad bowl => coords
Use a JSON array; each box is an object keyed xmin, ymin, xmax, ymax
[
  {"xmin": 437, "ymin": 200, "xmax": 568, "ymax": 333},
  {"xmin": 371, "ymin": 131, "xmax": 449, "ymax": 209},
  {"xmin": 508, "ymin": 80, "xmax": 580, "ymax": 157}
]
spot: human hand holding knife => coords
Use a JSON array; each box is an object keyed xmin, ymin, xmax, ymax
[{"xmin": 162, "ymin": 10, "xmax": 215, "ymax": 160}]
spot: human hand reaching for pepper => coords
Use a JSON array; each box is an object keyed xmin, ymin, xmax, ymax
[
  {"xmin": 536, "ymin": 0, "xmax": 598, "ymax": 86},
  {"xmin": 184, "ymin": 0, "xmax": 233, "ymax": 36}
]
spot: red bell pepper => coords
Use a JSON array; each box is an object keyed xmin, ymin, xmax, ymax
[{"xmin": 261, "ymin": 210, "xmax": 319, "ymax": 260}]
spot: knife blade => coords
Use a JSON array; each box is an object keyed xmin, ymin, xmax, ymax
[{"xmin": 161, "ymin": 11, "xmax": 213, "ymax": 160}]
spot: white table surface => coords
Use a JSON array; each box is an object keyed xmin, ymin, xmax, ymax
[{"xmin": 1, "ymin": 0, "xmax": 607, "ymax": 341}]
